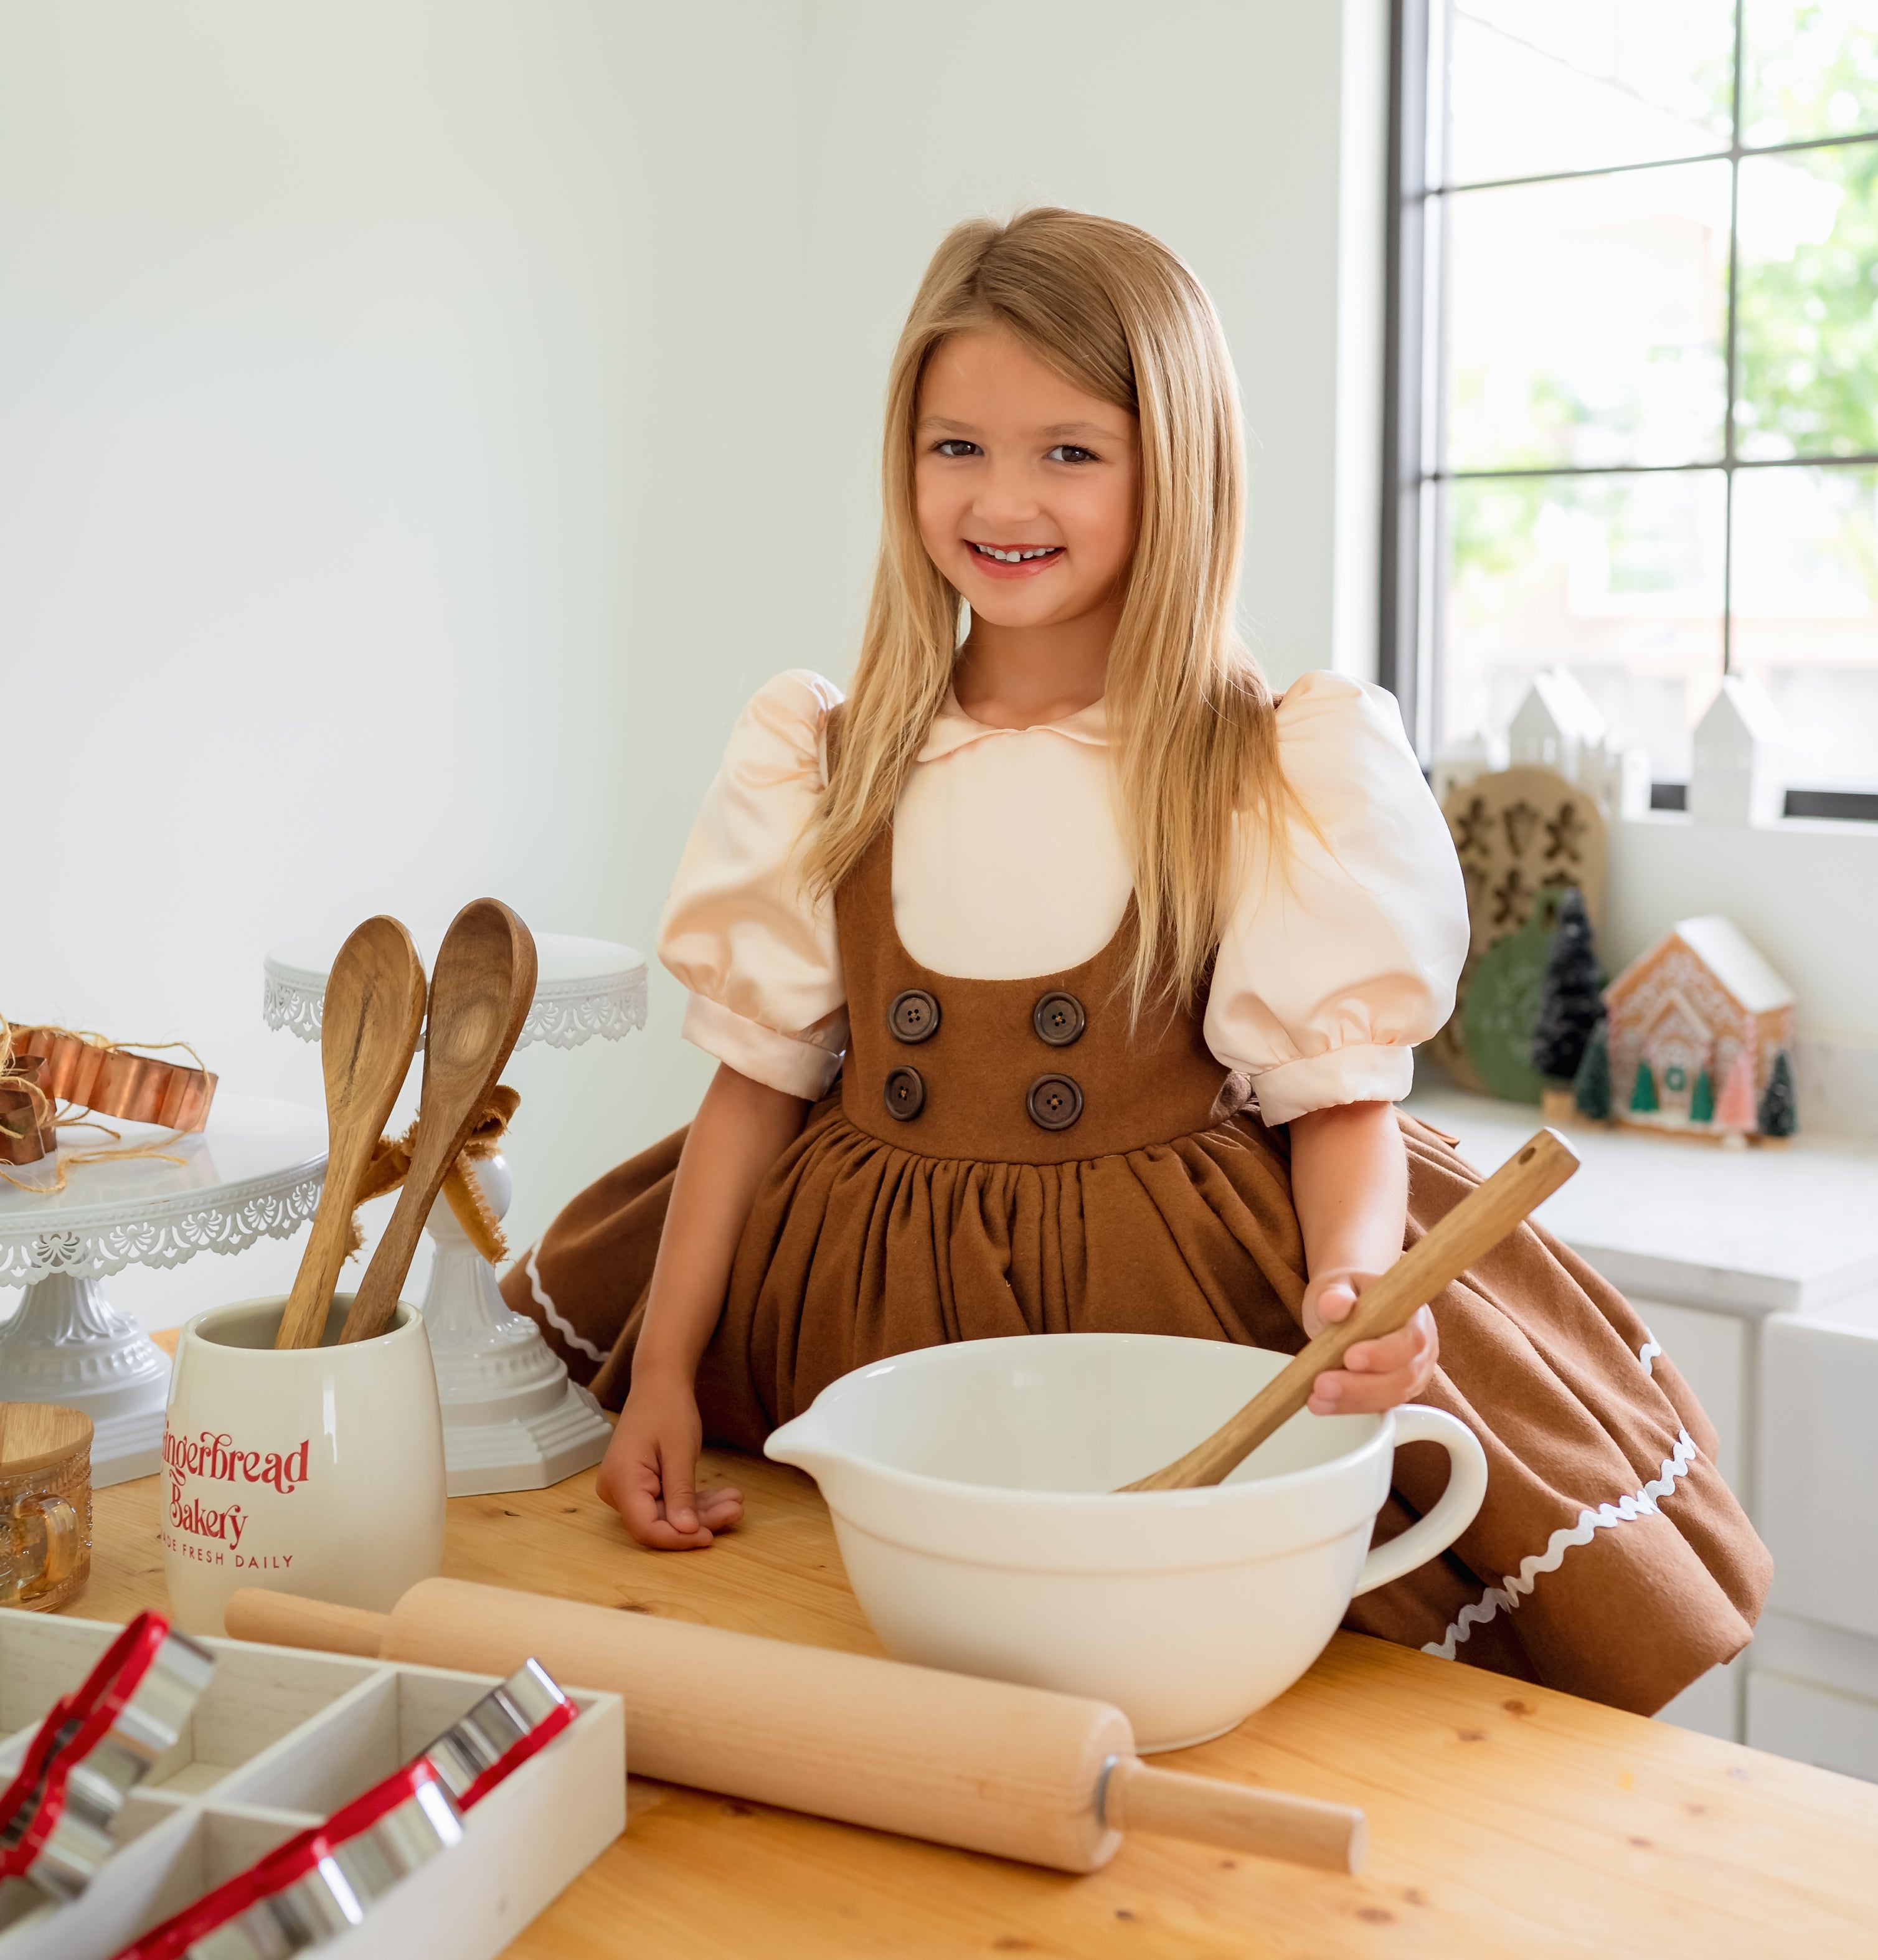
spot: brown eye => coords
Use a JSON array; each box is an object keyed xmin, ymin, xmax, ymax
[
  {"xmin": 1046, "ymin": 444, "xmax": 1097, "ymax": 464},
  {"xmin": 934, "ymin": 440, "xmax": 980, "ymax": 458}
]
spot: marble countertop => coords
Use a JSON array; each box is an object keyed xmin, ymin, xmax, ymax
[{"xmin": 1404, "ymin": 1086, "xmax": 1878, "ymax": 1320}]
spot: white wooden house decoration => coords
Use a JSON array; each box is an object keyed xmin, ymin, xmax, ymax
[
  {"xmin": 1432, "ymin": 728, "xmax": 1508, "ymax": 805},
  {"xmin": 1603, "ymin": 916, "xmax": 1796, "ymax": 1139},
  {"xmin": 1509, "ymin": 668, "xmax": 1605, "ymax": 782},
  {"xmin": 1505, "ymin": 668, "xmax": 1652, "ymax": 817},
  {"xmin": 1601, "ymin": 742, "xmax": 1654, "ymax": 819},
  {"xmin": 1689, "ymin": 674, "xmax": 1788, "ymax": 826}
]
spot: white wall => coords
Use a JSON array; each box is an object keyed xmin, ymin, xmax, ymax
[
  {"xmin": 794, "ymin": 0, "xmax": 1390, "ymax": 693},
  {"xmin": 3, "ymin": 1, "xmax": 1388, "ymax": 1328},
  {"xmin": 2, "ymin": 1, "xmax": 800, "ymax": 1322}
]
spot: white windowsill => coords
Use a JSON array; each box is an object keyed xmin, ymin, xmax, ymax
[{"xmin": 1404, "ymin": 1084, "xmax": 1878, "ymax": 1322}]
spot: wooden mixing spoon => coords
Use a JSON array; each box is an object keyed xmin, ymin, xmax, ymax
[
  {"xmin": 1121, "ymin": 1128, "xmax": 1580, "ymax": 1492},
  {"xmin": 275, "ymin": 917, "xmax": 425, "ymax": 1350},
  {"xmin": 337, "ymin": 899, "xmax": 537, "ymax": 1346}
]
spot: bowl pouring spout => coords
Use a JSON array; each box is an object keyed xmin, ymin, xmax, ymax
[{"xmin": 763, "ymin": 1414, "xmax": 836, "ymax": 1479}]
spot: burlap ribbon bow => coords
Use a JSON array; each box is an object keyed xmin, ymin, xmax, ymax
[
  {"xmin": 347, "ymin": 1085, "xmax": 520, "ymax": 1266},
  {"xmin": 0, "ymin": 1017, "xmax": 218, "ymax": 1188}
]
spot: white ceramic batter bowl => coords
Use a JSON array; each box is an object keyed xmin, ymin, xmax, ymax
[{"xmin": 767, "ymin": 1333, "xmax": 1487, "ymax": 1751}]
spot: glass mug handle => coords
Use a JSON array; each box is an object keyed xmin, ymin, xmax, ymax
[{"xmin": 2, "ymin": 1492, "xmax": 80, "ymax": 1605}]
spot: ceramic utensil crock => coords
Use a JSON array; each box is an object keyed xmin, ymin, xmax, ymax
[
  {"xmin": 767, "ymin": 1332, "xmax": 1489, "ymax": 1752},
  {"xmin": 0, "ymin": 1401, "xmax": 92, "ymax": 1611},
  {"xmin": 162, "ymin": 1294, "xmax": 446, "ymax": 1635}
]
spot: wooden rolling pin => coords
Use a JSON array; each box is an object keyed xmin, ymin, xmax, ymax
[{"xmin": 226, "ymin": 1578, "xmax": 1365, "ymax": 1877}]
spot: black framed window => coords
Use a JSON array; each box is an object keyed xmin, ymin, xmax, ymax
[{"xmin": 1385, "ymin": 1, "xmax": 1878, "ymax": 803}]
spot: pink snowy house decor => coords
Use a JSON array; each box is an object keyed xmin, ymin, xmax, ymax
[{"xmin": 1602, "ymin": 916, "xmax": 1797, "ymax": 1145}]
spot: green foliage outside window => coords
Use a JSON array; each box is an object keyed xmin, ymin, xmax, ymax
[
  {"xmin": 1448, "ymin": 11, "xmax": 1878, "ymax": 627},
  {"xmin": 1737, "ymin": 144, "xmax": 1878, "ymax": 463}
]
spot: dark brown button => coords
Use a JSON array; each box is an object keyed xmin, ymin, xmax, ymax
[
  {"xmin": 884, "ymin": 1066, "xmax": 926, "ymax": 1121},
  {"xmin": 1032, "ymin": 991, "xmax": 1085, "ymax": 1047},
  {"xmin": 1026, "ymin": 1073, "xmax": 1083, "ymax": 1132},
  {"xmin": 888, "ymin": 988, "xmax": 941, "ymax": 1044}
]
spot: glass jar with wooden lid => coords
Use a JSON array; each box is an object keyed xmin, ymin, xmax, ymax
[{"xmin": 1, "ymin": 1402, "xmax": 92, "ymax": 1611}]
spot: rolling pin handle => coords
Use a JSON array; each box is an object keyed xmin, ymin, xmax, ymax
[
  {"xmin": 225, "ymin": 1586, "xmax": 390, "ymax": 1657},
  {"xmin": 1099, "ymin": 1756, "xmax": 1366, "ymax": 1874}
]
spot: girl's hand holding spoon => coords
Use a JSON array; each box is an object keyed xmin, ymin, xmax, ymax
[{"xmin": 1301, "ymin": 1271, "xmax": 1440, "ymax": 1417}]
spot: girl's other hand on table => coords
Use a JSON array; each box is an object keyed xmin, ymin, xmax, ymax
[{"xmin": 598, "ymin": 1369, "xmax": 743, "ymax": 1550}]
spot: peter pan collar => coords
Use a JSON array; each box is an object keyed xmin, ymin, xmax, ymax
[{"xmin": 916, "ymin": 690, "xmax": 1110, "ymax": 764}]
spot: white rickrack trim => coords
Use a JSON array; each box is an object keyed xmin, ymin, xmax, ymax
[
  {"xmin": 1422, "ymin": 1429, "xmax": 1699, "ymax": 1662},
  {"xmin": 523, "ymin": 1245, "xmax": 608, "ymax": 1365},
  {"xmin": 1638, "ymin": 1330, "xmax": 1663, "ymax": 1377}
]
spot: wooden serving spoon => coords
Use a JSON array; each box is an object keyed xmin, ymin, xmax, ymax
[
  {"xmin": 275, "ymin": 917, "xmax": 425, "ymax": 1350},
  {"xmin": 337, "ymin": 899, "xmax": 537, "ymax": 1347},
  {"xmin": 1121, "ymin": 1128, "xmax": 1580, "ymax": 1492}
]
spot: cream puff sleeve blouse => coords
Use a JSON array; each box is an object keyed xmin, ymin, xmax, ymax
[{"xmin": 657, "ymin": 668, "xmax": 1467, "ymax": 1124}]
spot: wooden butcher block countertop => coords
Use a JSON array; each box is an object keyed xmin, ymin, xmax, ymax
[{"xmin": 72, "ymin": 1394, "xmax": 1877, "ymax": 1956}]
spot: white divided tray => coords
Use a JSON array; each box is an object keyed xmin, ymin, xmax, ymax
[{"xmin": 0, "ymin": 1613, "xmax": 625, "ymax": 1960}]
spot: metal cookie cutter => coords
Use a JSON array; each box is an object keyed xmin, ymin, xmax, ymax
[
  {"xmin": 0, "ymin": 1611, "xmax": 216, "ymax": 1902},
  {"xmin": 119, "ymin": 1761, "xmax": 465, "ymax": 1960},
  {"xmin": 416, "ymin": 1659, "xmax": 575, "ymax": 1809},
  {"xmin": 115, "ymin": 1661, "xmax": 572, "ymax": 1960}
]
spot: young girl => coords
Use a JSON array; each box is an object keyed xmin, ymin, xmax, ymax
[{"xmin": 504, "ymin": 209, "xmax": 1768, "ymax": 1715}]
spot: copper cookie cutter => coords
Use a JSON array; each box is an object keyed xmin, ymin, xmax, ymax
[
  {"xmin": 1, "ymin": 1027, "xmax": 217, "ymax": 1168},
  {"xmin": 0, "ymin": 1053, "xmax": 57, "ymax": 1167}
]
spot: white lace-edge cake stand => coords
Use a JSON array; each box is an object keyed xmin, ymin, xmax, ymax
[
  {"xmin": 0, "ymin": 1096, "xmax": 326, "ymax": 1485},
  {"xmin": 263, "ymin": 931, "xmax": 647, "ymax": 1497}
]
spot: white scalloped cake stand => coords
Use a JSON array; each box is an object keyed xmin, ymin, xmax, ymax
[
  {"xmin": 0, "ymin": 1096, "xmax": 326, "ymax": 1485},
  {"xmin": 262, "ymin": 930, "xmax": 647, "ymax": 1497}
]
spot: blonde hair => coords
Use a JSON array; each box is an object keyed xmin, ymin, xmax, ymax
[{"xmin": 805, "ymin": 207, "xmax": 1291, "ymax": 1016}]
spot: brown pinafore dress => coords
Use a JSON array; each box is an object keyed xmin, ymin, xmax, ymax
[{"xmin": 501, "ymin": 828, "xmax": 1771, "ymax": 1715}]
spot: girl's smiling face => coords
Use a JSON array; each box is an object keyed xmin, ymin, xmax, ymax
[{"xmin": 915, "ymin": 328, "xmax": 1140, "ymax": 633}]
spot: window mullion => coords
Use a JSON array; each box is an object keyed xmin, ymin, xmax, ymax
[
  {"xmin": 1723, "ymin": 0, "xmax": 1746, "ymax": 675},
  {"xmin": 1380, "ymin": 0, "xmax": 1433, "ymax": 746},
  {"xmin": 1423, "ymin": 2, "xmax": 1455, "ymax": 760}
]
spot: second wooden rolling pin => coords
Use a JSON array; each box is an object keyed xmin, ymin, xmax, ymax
[{"xmin": 226, "ymin": 1578, "xmax": 1364, "ymax": 1877}]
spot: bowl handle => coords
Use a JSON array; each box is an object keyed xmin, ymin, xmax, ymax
[{"xmin": 1349, "ymin": 1404, "xmax": 1489, "ymax": 1598}]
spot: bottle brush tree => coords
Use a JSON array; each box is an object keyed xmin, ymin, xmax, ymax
[
  {"xmin": 1572, "ymin": 1018, "xmax": 1612, "ymax": 1120},
  {"xmin": 1715, "ymin": 1047, "xmax": 1758, "ymax": 1130},
  {"xmin": 1530, "ymin": 888, "xmax": 1605, "ymax": 1082},
  {"xmin": 1757, "ymin": 1048, "xmax": 1798, "ymax": 1138},
  {"xmin": 1630, "ymin": 1060, "xmax": 1659, "ymax": 1114}
]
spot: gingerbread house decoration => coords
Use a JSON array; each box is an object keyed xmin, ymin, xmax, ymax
[{"xmin": 1603, "ymin": 916, "xmax": 1795, "ymax": 1137}]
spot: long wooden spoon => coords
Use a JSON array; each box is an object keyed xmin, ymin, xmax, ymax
[
  {"xmin": 1121, "ymin": 1127, "xmax": 1580, "ymax": 1492},
  {"xmin": 275, "ymin": 917, "xmax": 426, "ymax": 1350},
  {"xmin": 337, "ymin": 899, "xmax": 537, "ymax": 1346}
]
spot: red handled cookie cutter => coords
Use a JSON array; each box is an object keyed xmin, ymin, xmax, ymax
[
  {"xmin": 415, "ymin": 1658, "xmax": 575, "ymax": 1809},
  {"xmin": 0, "ymin": 1611, "xmax": 216, "ymax": 1903},
  {"xmin": 112, "ymin": 1658, "xmax": 575, "ymax": 1959},
  {"xmin": 115, "ymin": 1760, "xmax": 464, "ymax": 1960}
]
